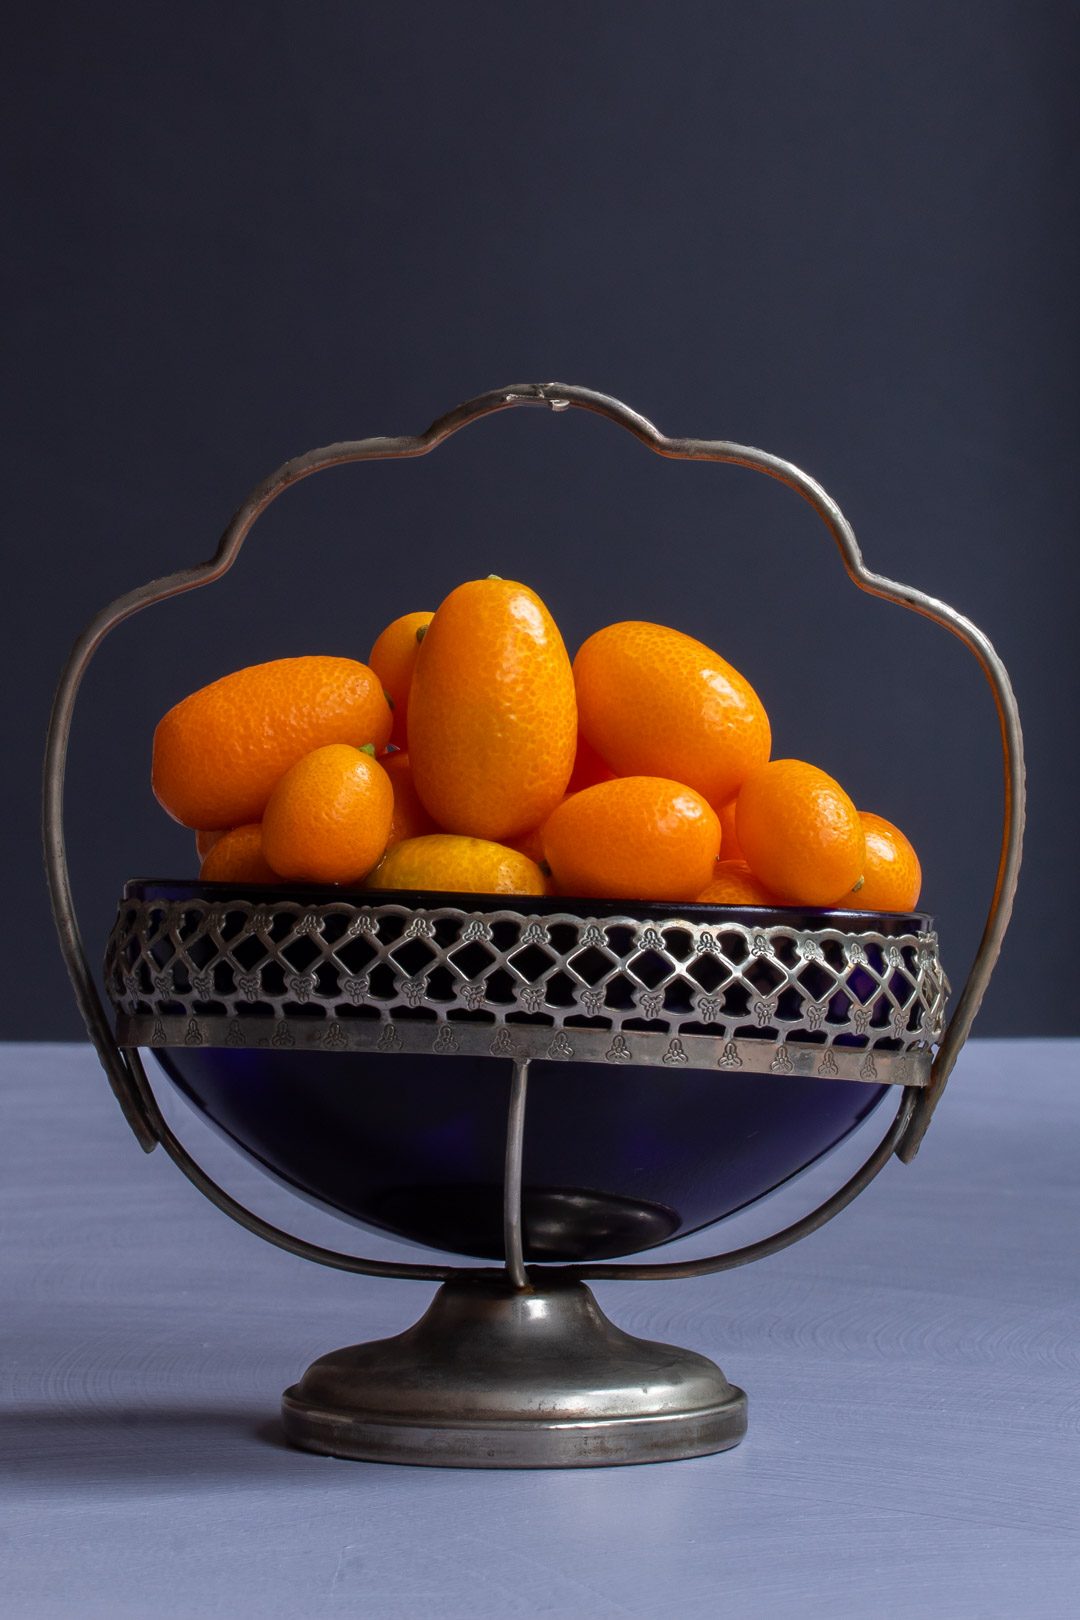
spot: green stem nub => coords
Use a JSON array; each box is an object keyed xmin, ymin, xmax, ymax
[
  {"xmin": 415, "ymin": 624, "xmax": 428, "ymax": 645},
  {"xmin": 359, "ymin": 743, "xmax": 377, "ymax": 757}
]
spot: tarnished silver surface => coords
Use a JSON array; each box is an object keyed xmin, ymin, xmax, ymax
[
  {"xmin": 116, "ymin": 1012, "xmax": 930, "ymax": 1086},
  {"xmin": 281, "ymin": 1274, "xmax": 747, "ymax": 1467},
  {"xmin": 105, "ymin": 897, "xmax": 945, "ymax": 1083}
]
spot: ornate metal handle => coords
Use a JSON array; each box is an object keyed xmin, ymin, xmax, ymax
[{"xmin": 43, "ymin": 383, "xmax": 1024, "ymax": 1281}]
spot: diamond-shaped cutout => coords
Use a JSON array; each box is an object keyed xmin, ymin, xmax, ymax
[
  {"xmin": 231, "ymin": 934, "xmax": 270, "ymax": 971},
  {"xmin": 336, "ymin": 936, "xmax": 378, "ymax": 974},
  {"xmin": 796, "ymin": 961, "xmax": 835, "ymax": 1000},
  {"xmin": 187, "ymin": 933, "xmax": 218, "ymax": 970},
  {"xmin": 507, "ymin": 943, "xmax": 556, "ymax": 982},
  {"xmin": 745, "ymin": 958, "xmax": 783, "ymax": 994},
  {"xmin": 627, "ymin": 949, "xmax": 670, "ymax": 989},
  {"xmin": 282, "ymin": 936, "xmax": 322, "ymax": 972},
  {"xmin": 687, "ymin": 954, "xmax": 728, "ymax": 992},
  {"xmin": 149, "ymin": 937, "xmax": 177, "ymax": 968},
  {"xmin": 567, "ymin": 945, "xmax": 615, "ymax": 986},
  {"xmin": 390, "ymin": 937, "xmax": 438, "ymax": 975},
  {"xmin": 450, "ymin": 940, "xmax": 497, "ymax": 978}
]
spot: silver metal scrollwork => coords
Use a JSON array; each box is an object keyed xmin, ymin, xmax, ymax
[{"xmin": 106, "ymin": 899, "xmax": 946, "ymax": 1088}]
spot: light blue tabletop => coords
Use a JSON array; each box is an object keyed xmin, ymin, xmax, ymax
[{"xmin": 2, "ymin": 1040, "xmax": 1077, "ymax": 1618}]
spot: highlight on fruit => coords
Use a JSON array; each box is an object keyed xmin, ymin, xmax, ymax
[{"xmin": 155, "ymin": 579, "xmax": 922, "ymax": 912}]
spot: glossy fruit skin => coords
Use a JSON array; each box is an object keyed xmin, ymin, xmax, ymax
[
  {"xmin": 261, "ymin": 745, "xmax": 393, "ymax": 885},
  {"xmin": 368, "ymin": 611, "xmax": 434, "ymax": 749},
  {"xmin": 574, "ymin": 622, "xmax": 771, "ymax": 808},
  {"xmin": 695, "ymin": 861, "xmax": 776, "ymax": 906},
  {"xmin": 543, "ymin": 777, "xmax": 721, "ymax": 902},
  {"xmin": 837, "ymin": 811, "xmax": 922, "ymax": 912},
  {"xmin": 199, "ymin": 824, "xmax": 280, "ymax": 885},
  {"xmin": 736, "ymin": 759, "xmax": 865, "ymax": 906},
  {"xmin": 382, "ymin": 752, "xmax": 439, "ymax": 849},
  {"xmin": 153, "ymin": 656, "xmax": 392, "ymax": 830},
  {"xmin": 408, "ymin": 579, "xmax": 577, "ymax": 841},
  {"xmin": 367, "ymin": 834, "xmax": 546, "ymax": 896}
]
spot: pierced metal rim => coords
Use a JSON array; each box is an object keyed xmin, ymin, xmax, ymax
[
  {"xmin": 42, "ymin": 381, "xmax": 1023, "ymax": 1285},
  {"xmin": 119, "ymin": 1016, "xmax": 931, "ymax": 1086},
  {"xmin": 120, "ymin": 876, "xmax": 937, "ymax": 936},
  {"xmin": 106, "ymin": 890, "xmax": 946, "ymax": 1083}
]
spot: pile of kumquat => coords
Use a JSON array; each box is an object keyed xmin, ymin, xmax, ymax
[{"xmin": 152, "ymin": 577, "xmax": 921, "ymax": 913}]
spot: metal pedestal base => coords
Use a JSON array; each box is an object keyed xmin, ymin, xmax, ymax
[{"xmin": 281, "ymin": 1274, "xmax": 746, "ymax": 1468}]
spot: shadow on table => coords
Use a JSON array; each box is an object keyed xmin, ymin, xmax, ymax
[{"xmin": 0, "ymin": 1404, "xmax": 389, "ymax": 1489}]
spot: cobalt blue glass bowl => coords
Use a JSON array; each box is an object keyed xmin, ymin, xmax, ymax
[{"xmin": 128, "ymin": 881, "xmax": 929, "ymax": 1264}]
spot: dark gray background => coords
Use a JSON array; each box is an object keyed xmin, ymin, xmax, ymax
[{"xmin": 6, "ymin": 1, "xmax": 1077, "ymax": 1038}]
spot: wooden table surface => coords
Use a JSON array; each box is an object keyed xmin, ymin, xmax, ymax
[{"xmin": 2, "ymin": 1040, "xmax": 1077, "ymax": 1618}]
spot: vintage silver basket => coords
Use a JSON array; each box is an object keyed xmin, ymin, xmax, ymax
[{"xmin": 45, "ymin": 384, "xmax": 1024, "ymax": 1468}]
